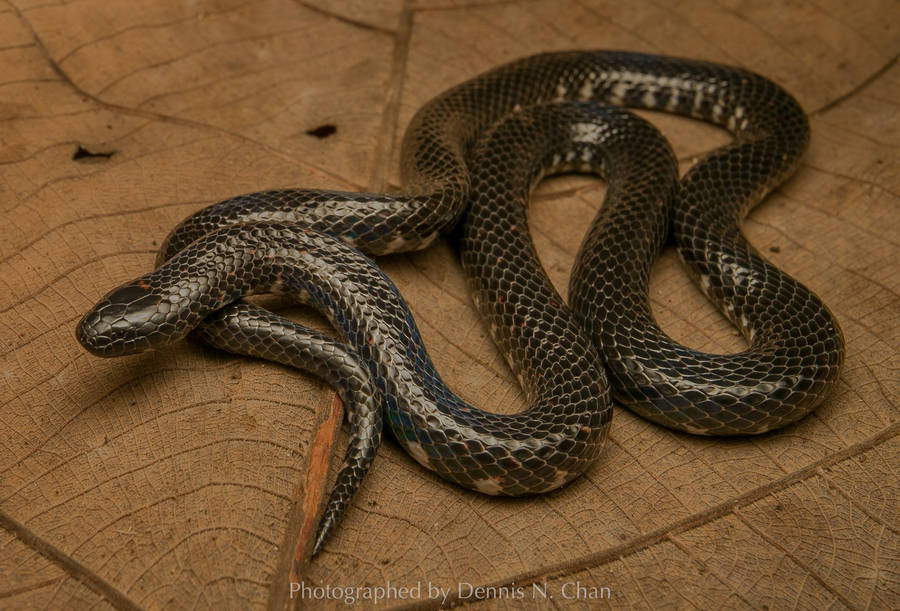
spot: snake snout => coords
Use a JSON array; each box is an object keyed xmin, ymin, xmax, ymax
[{"xmin": 76, "ymin": 282, "xmax": 170, "ymax": 357}]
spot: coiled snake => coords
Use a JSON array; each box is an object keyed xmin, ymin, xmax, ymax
[{"xmin": 76, "ymin": 51, "xmax": 845, "ymax": 554}]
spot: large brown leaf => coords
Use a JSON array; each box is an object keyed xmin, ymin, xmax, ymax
[{"xmin": 1, "ymin": 0, "xmax": 897, "ymax": 608}]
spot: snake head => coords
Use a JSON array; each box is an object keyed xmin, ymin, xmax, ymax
[{"xmin": 76, "ymin": 281, "xmax": 180, "ymax": 357}]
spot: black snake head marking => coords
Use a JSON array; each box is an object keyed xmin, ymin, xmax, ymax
[{"xmin": 77, "ymin": 282, "xmax": 172, "ymax": 357}]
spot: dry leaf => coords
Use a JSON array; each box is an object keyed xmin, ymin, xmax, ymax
[{"xmin": 1, "ymin": 0, "xmax": 897, "ymax": 608}]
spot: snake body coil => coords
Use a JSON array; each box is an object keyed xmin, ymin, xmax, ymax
[{"xmin": 77, "ymin": 51, "xmax": 845, "ymax": 554}]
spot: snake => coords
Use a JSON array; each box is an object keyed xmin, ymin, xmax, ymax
[{"xmin": 75, "ymin": 50, "xmax": 845, "ymax": 554}]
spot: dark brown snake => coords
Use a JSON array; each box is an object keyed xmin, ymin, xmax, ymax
[{"xmin": 76, "ymin": 51, "xmax": 845, "ymax": 554}]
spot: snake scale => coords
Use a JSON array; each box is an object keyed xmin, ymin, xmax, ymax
[{"xmin": 76, "ymin": 50, "xmax": 845, "ymax": 554}]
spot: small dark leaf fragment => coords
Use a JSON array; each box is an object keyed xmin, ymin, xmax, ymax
[
  {"xmin": 305, "ymin": 124, "xmax": 337, "ymax": 139},
  {"xmin": 73, "ymin": 145, "xmax": 115, "ymax": 162}
]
